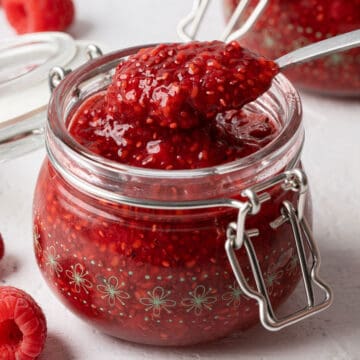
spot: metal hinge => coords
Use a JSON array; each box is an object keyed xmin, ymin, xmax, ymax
[{"xmin": 225, "ymin": 169, "xmax": 333, "ymax": 331}]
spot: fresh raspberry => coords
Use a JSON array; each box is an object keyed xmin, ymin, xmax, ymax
[
  {"xmin": 0, "ymin": 233, "xmax": 4, "ymax": 261},
  {"xmin": 106, "ymin": 41, "xmax": 278, "ymax": 129},
  {"xmin": 0, "ymin": 287, "xmax": 47, "ymax": 359},
  {"xmin": 3, "ymin": 0, "xmax": 75, "ymax": 34}
]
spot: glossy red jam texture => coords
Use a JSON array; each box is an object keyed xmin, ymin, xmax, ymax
[
  {"xmin": 224, "ymin": 0, "xmax": 360, "ymax": 95},
  {"xmin": 69, "ymin": 41, "xmax": 279, "ymax": 169},
  {"xmin": 33, "ymin": 41, "xmax": 308, "ymax": 345},
  {"xmin": 69, "ymin": 94, "xmax": 277, "ymax": 169},
  {"xmin": 106, "ymin": 41, "xmax": 278, "ymax": 130}
]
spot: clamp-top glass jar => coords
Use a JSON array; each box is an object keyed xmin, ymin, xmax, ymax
[
  {"xmin": 33, "ymin": 46, "xmax": 332, "ymax": 346},
  {"xmin": 224, "ymin": 0, "xmax": 360, "ymax": 96}
]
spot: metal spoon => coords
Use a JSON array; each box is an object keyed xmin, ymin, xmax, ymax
[{"xmin": 276, "ymin": 30, "xmax": 360, "ymax": 69}]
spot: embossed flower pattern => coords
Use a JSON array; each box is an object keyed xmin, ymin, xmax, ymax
[
  {"xmin": 66, "ymin": 263, "xmax": 93, "ymax": 294},
  {"xmin": 139, "ymin": 286, "xmax": 176, "ymax": 316},
  {"xmin": 264, "ymin": 270, "xmax": 284, "ymax": 295},
  {"xmin": 222, "ymin": 281, "xmax": 247, "ymax": 307},
  {"xmin": 97, "ymin": 276, "xmax": 130, "ymax": 307},
  {"xmin": 286, "ymin": 254, "xmax": 300, "ymax": 276},
  {"xmin": 44, "ymin": 246, "xmax": 63, "ymax": 277},
  {"xmin": 182, "ymin": 285, "xmax": 217, "ymax": 316}
]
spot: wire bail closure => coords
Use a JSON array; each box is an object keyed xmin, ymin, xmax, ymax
[
  {"xmin": 225, "ymin": 169, "xmax": 333, "ymax": 331},
  {"xmin": 177, "ymin": 0, "xmax": 268, "ymax": 43},
  {"xmin": 49, "ymin": 44, "xmax": 103, "ymax": 93}
]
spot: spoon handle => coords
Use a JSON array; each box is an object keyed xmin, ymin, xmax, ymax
[{"xmin": 276, "ymin": 30, "xmax": 360, "ymax": 69}]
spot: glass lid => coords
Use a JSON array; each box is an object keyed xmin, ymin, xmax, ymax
[
  {"xmin": 0, "ymin": 32, "xmax": 105, "ymax": 162},
  {"xmin": 0, "ymin": 32, "xmax": 76, "ymax": 95}
]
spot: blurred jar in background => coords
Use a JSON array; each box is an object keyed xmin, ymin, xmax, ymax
[{"xmin": 224, "ymin": 0, "xmax": 360, "ymax": 96}]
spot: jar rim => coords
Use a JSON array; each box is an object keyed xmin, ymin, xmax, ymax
[{"xmin": 48, "ymin": 44, "xmax": 303, "ymax": 182}]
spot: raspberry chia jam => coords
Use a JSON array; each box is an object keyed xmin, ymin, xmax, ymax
[
  {"xmin": 224, "ymin": 0, "xmax": 360, "ymax": 96},
  {"xmin": 33, "ymin": 44, "xmax": 331, "ymax": 346}
]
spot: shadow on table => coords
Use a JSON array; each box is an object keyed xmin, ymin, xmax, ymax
[
  {"xmin": 40, "ymin": 333, "xmax": 74, "ymax": 360},
  {"xmin": 69, "ymin": 19, "xmax": 94, "ymax": 39},
  {"xmin": 0, "ymin": 253, "xmax": 20, "ymax": 282}
]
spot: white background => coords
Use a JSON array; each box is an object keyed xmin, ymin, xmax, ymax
[{"xmin": 0, "ymin": 1, "xmax": 360, "ymax": 359}]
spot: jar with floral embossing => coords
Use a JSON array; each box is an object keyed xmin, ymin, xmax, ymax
[
  {"xmin": 32, "ymin": 47, "xmax": 332, "ymax": 346},
  {"xmin": 223, "ymin": 0, "xmax": 360, "ymax": 96}
]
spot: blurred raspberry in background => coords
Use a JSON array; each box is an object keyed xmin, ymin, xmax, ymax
[{"xmin": 2, "ymin": 0, "xmax": 75, "ymax": 34}]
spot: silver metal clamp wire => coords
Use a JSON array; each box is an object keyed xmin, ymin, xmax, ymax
[{"xmin": 225, "ymin": 169, "xmax": 333, "ymax": 331}]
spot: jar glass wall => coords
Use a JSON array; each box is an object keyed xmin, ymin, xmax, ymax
[
  {"xmin": 33, "ymin": 47, "xmax": 311, "ymax": 346},
  {"xmin": 224, "ymin": 0, "xmax": 360, "ymax": 96}
]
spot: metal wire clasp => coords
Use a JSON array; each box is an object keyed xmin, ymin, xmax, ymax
[
  {"xmin": 48, "ymin": 44, "xmax": 103, "ymax": 93},
  {"xmin": 225, "ymin": 169, "xmax": 333, "ymax": 331},
  {"xmin": 178, "ymin": 0, "xmax": 269, "ymax": 43}
]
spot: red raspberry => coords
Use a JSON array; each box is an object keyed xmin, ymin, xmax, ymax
[
  {"xmin": 0, "ymin": 233, "xmax": 4, "ymax": 260},
  {"xmin": 0, "ymin": 287, "xmax": 47, "ymax": 359},
  {"xmin": 3, "ymin": 0, "xmax": 75, "ymax": 34}
]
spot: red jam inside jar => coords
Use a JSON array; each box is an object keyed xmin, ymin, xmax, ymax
[
  {"xmin": 33, "ymin": 42, "xmax": 311, "ymax": 346},
  {"xmin": 68, "ymin": 94, "xmax": 278, "ymax": 169},
  {"xmin": 224, "ymin": 0, "xmax": 360, "ymax": 96},
  {"xmin": 69, "ymin": 41, "xmax": 279, "ymax": 170}
]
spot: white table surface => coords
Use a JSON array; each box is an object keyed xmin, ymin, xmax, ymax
[{"xmin": 0, "ymin": 1, "xmax": 360, "ymax": 359}]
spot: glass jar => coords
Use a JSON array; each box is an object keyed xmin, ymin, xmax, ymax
[
  {"xmin": 223, "ymin": 0, "xmax": 360, "ymax": 96},
  {"xmin": 32, "ymin": 46, "xmax": 331, "ymax": 346}
]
